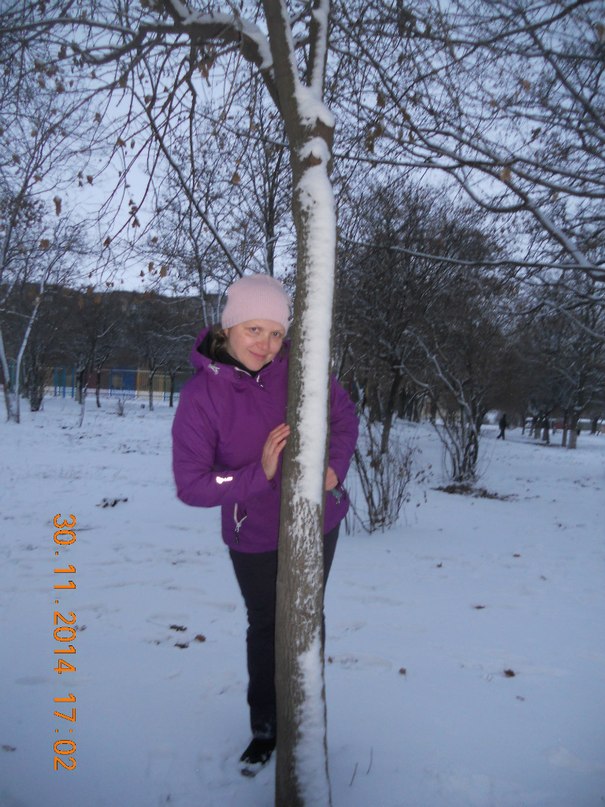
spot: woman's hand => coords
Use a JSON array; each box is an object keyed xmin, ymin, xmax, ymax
[
  {"xmin": 325, "ymin": 466, "xmax": 338, "ymax": 491},
  {"xmin": 262, "ymin": 423, "xmax": 291, "ymax": 481},
  {"xmin": 262, "ymin": 426, "xmax": 338, "ymax": 490}
]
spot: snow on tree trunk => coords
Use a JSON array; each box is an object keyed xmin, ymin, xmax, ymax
[
  {"xmin": 275, "ymin": 152, "xmax": 335, "ymax": 807},
  {"xmin": 1, "ymin": 387, "xmax": 19, "ymax": 423}
]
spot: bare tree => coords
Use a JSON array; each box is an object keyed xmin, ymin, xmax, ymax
[
  {"xmin": 337, "ymin": 181, "xmax": 511, "ymax": 484},
  {"xmin": 0, "ymin": 3, "xmax": 343, "ymax": 800},
  {"xmin": 0, "ymin": 20, "xmax": 100, "ymax": 421},
  {"xmin": 330, "ymin": 0, "xmax": 605, "ymax": 285},
  {"xmin": 63, "ymin": 288, "xmax": 122, "ymax": 409},
  {"xmin": 0, "ymin": 210, "xmax": 84, "ymax": 422},
  {"xmin": 521, "ymin": 271, "xmax": 605, "ymax": 447}
]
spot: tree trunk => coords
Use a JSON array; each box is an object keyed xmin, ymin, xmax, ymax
[
  {"xmin": 1, "ymin": 328, "xmax": 19, "ymax": 422},
  {"xmin": 274, "ymin": 140, "xmax": 335, "ymax": 803},
  {"xmin": 148, "ymin": 369, "xmax": 155, "ymax": 411},
  {"xmin": 28, "ymin": 373, "xmax": 45, "ymax": 412},
  {"xmin": 1, "ymin": 293, "xmax": 42, "ymax": 422},
  {"xmin": 275, "ymin": 158, "xmax": 335, "ymax": 806},
  {"xmin": 561, "ymin": 411, "xmax": 568, "ymax": 447},
  {"xmin": 76, "ymin": 367, "xmax": 87, "ymax": 405},
  {"xmin": 266, "ymin": 1, "xmax": 335, "ymax": 802},
  {"xmin": 2, "ymin": 385, "xmax": 19, "ymax": 423},
  {"xmin": 379, "ymin": 375, "xmax": 401, "ymax": 456},
  {"xmin": 568, "ymin": 414, "xmax": 579, "ymax": 449},
  {"xmin": 78, "ymin": 384, "xmax": 87, "ymax": 428},
  {"xmin": 169, "ymin": 371, "xmax": 176, "ymax": 407}
]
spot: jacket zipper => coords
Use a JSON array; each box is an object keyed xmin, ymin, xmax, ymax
[{"xmin": 233, "ymin": 503, "xmax": 247, "ymax": 542}]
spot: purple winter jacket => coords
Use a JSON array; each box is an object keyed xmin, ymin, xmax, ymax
[{"xmin": 171, "ymin": 328, "xmax": 359, "ymax": 553}]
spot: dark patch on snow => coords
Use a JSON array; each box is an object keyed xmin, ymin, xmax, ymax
[
  {"xmin": 503, "ymin": 669, "xmax": 516, "ymax": 678},
  {"xmin": 435, "ymin": 483, "xmax": 515, "ymax": 500},
  {"xmin": 169, "ymin": 624, "xmax": 187, "ymax": 632},
  {"xmin": 96, "ymin": 497, "xmax": 128, "ymax": 508}
]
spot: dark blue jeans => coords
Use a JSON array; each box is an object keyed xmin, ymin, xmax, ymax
[{"xmin": 229, "ymin": 526, "xmax": 339, "ymax": 739}]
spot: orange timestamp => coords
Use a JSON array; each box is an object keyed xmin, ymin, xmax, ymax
[{"xmin": 52, "ymin": 513, "xmax": 78, "ymax": 771}]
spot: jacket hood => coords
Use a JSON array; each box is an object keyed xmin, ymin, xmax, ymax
[
  {"xmin": 189, "ymin": 326, "xmax": 289, "ymax": 375},
  {"xmin": 189, "ymin": 327, "xmax": 214, "ymax": 371}
]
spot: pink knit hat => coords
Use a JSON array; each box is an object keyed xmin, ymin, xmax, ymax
[{"xmin": 221, "ymin": 274, "xmax": 291, "ymax": 333}]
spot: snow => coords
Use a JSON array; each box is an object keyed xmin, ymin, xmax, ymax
[
  {"xmin": 295, "ymin": 86, "xmax": 336, "ymax": 129},
  {"xmin": 308, "ymin": 0, "xmax": 330, "ymax": 101},
  {"xmin": 168, "ymin": 4, "xmax": 273, "ymax": 71},
  {"xmin": 293, "ymin": 155, "xmax": 336, "ymax": 507},
  {"xmin": 286, "ymin": 167, "xmax": 333, "ymax": 789},
  {"xmin": 296, "ymin": 630, "xmax": 331, "ymax": 805},
  {"xmin": 1, "ymin": 396, "xmax": 604, "ymax": 807}
]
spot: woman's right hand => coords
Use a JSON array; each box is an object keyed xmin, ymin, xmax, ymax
[{"xmin": 262, "ymin": 423, "xmax": 291, "ymax": 481}]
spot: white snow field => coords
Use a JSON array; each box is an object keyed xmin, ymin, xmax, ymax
[{"xmin": 0, "ymin": 396, "xmax": 603, "ymax": 807}]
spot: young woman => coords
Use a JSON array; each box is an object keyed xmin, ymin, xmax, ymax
[{"xmin": 171, "ymin": 273, "xmax": 358, "ymax": 774}]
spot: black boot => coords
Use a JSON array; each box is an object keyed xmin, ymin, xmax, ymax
[{"xmin": 239, "ymin": 736, "xmax": 276, "ymax": 777}]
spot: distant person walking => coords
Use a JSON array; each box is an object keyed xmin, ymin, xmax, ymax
[{"xmin": 497, "ymin": 413, "xmax": 508, "ymax": 440}]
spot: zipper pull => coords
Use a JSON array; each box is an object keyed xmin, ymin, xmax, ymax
[{"xmin": 233, "ymin": 503, "xmax": 248, "ymax": 539}]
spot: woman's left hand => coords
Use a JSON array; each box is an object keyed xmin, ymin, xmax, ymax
[{"xmin": 325, "ymin": 466, "xmax": 338, "ymax": 491}]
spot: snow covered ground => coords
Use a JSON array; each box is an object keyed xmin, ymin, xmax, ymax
[{"xmin": 1, "ymin": 396, "xmax": 604, "ymax": 807}]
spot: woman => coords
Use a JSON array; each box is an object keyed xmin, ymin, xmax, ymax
[{"xmin": 171, "ymin": 273, "xmax": 358, "ymax": 774}]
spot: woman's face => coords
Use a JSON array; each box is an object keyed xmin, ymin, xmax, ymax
[{"xmin": 224, "ymin": 319, "xmax": 285, "ymax": 372}]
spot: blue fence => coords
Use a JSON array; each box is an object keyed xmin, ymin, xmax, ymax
[{"xmin": 51, "ymin": 367, "xmax": 193, "ymax": 401}]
